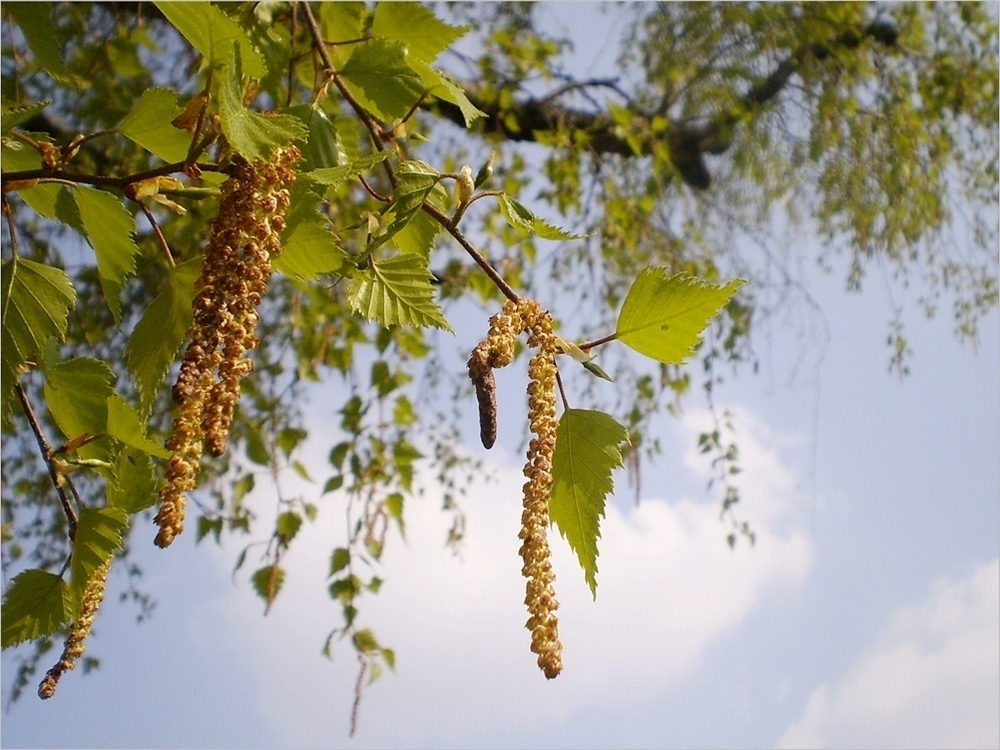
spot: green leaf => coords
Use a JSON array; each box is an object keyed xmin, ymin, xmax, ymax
[
  {"xmin": 393, "ymin": 209, "xmax": 440, "ymax": 257},
  {"xmin": 371, "ymin": 3, "xmax": 468, "ymax": 64},
  {"xmin": 0, "ymin": 142, "xmax": 62, "ymax": 217},
  {"xmin": 42, "ymin": 354, "xmax": 113, "ymax": 443},
  {"xmin": 117, "ymin": 88, "xmax": 191, "ymax": 163},
  {"xmin": 339, "ymin": 39, "xmax": 424, "ymax": 121},
  {"xmin": 550, "ymin": 409, "xmax": 630, "ymax": 599},
  {"xmin": 217, "ymin": 45, "xmax": 306, "ymax": 161},
  {"xmin": 6, "ymin": 4, "xmax": 76, "ymax": 85},
  {"xmin": 106, "ymin": 395, "xmax": 171, "ymax": 459},
  {"xmin": 348, "ymin": 254, "xmax": 452, "ymax": 331},
  {"xmin": 154, "ymin": 1, "xmax": 266, "ymax": 77},
  {"xmin": 319, "ymin": 2, "xmax": 367, "ymax": 46},
  {"xmin": 124, "ymin": 257, "xmax": 201, "ymax": 416},
  {"xmin": 616, "ymin": 269, "xmax": 745, "ymax": 365},
  {"xmin": 72, "ymin": 186, "xmax": 140, "ymax": 325},
  {"xmin": 498, "ymin": 193, "xmax": 586, "ymax": 241},
  {"xmin": 1, "ymin": 99, "xmax": 52, "ymax": 135},
  {"xmin": 304, "ymin": 152, "xmax": 392, "ymax": 186},
  {"xmin": 369, "ymin": 160, "xmax": 441, "ymax": 253},
  {"xmin": 251, "ymin": 565, "xmax": 285, "ymax": 609},
  {"xmin": 329, "ymin": 547, "xmax": 351, "ymax": 576},
  {"xmin": 70, "ymin": 507, "xmax": 128, "ymax": 607},
  {"xmin": 275, "ymin": 219, "xmax": 347, "ymax": 280},
  {"xmin": 385, "ymin": 492, "xmax": 406, "ymax": 541},
  {"xmin": 411, "ymin": 61, "xmax": 485, "ymax": 127},
  {"xmin": 107, "ymin": 448, "xmax": 160, "ymax": 514},
  {"xmin": 276, "ymin": 512, "xmax": 302, "ymax": 546},
  {"xmin": 0, "ymin": 258, "xmax": 75, "ymax": 421},
  {"xmin": 1, "ymin": 569, "xmax": 73, "ymax": 649},
  {"xmin": 282, "ymin": 104, "xmax": 344, "ymax": 171}
]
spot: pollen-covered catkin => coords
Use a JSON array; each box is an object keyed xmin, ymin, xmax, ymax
[
  {"xmin": 154, "ymin": 146, "xmax": 299, "ymax": 549},
  {"xmin": 38, "ymin": 557, "xmax": 112, "ymax": 699},
  {"xmin": 517, "ymin": 301, "xmax": 563, "ymax": 679}
]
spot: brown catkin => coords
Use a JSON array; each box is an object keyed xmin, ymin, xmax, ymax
[
  {"xmin": 467, "ymin": 299, "xmax": 523, "ymax": 449},
  {"xmin": 38, "ymin": 557, "xmax": 112, "ymax": 699},
  {"xmin": 154, "ymin": 146, "xmax": 299, "ymax": 548}
]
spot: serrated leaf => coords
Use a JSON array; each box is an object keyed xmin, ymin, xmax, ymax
[
  {"xmin": 411, "ymin": 61, "xmax": 485, "ymax": 127},
  {"xmin": 372, "ymin": 3, "xmax": 468, "ymax": 64},
  {"xmin": 368, "ymin": 160, "xmax": 441, "ymax": 253},
  {"xmin": 550, "ymin": 409, "xmax": 630, "ymax": 599},
  {"xmin": 70, "ymin": 507, "xmax": 128, "ymax": 607},
  {"xmin": 117, "ymin": 88, "xmax": 191, "ymax": 163},
  {"xmin": 42, "ymin": 354, "xmax": 113, "ymax": 445},
  {"xmin": 348, "ymin": 254, "xmax": 452, "ymax": 331},
  {"xmin": 1, "ymin": 569, "xmax": 73, "ymax": 649},
  {"xmin": 252, "ymin": 565, "xmax": 285, "ymax": 611},
  {"xmin": 0, "ymin": 142, "xmax": 62, "ymax": 217},
  {"xmin": 217, "ymin": 45, "xmax": 306, "ymax": 161},
  {"xmin": 304, "ymin": 152, "xmax": 391, "ymax": 186},
  {"xmin": 498, "ymin": 193, "xmax": 586, "ymax": 241},
  {"xmin": 339, "ymin": 39, "xmax": 424, "ymax": 121},
  {"xmin": 393, "ymin": 209, "xmax": 440, "ymax": 257},
  {"xmin": 124, "ymin": 257, "xmax": 201, "ymax": 416},
  {"xmin": 282, "ymin": 104, "xmax": 344, "ymax": 171},
  {"xmin": 2, "ymin": 99, "xmax": 52, "ymax": 134},
  {"xmin": 276, "ymin": 512, "xmax": 302, "ymax": 546},
  {"xmin": 72, "ymin": 186, "xmax": 140, "ymax": 324},
  {"xmin": 154, "ymin": 1, "xmax": 266, "ymax": 77},
  {"xmin": 275, "ymin": 216, "xmax": 347, "ymax": 279},
  {"xmin": 1, "ymin": 258, "xmax": 75, "ymax": 421},
  {"xmin": 320, "ymin": 2, "xmax": 367, "ymax": 46},
  {"xmin": 106, "ymin": 395, "xmax": 170, "ymax": 459},
  {"xmin": 106, "ymin": 448, "xmax": 159, "ymax": 514},
  {"xmin": 6, "ymin": 4, "xmax": 76, "ymax": 85},
  {"xmin": 616, "ymin": 269, "xmax": 745, "ymax": 365}
]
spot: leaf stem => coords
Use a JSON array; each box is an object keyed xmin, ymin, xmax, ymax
[
  {"xmin": 15, "ymin": 382, "xmax": 79, "ymax": 541},
  {"xmin": 579, "ymin": 331, "xmax": 618, "ymax": 350},
  {"xmin": 555, "ymin": 369, "xmax": 570, "ymax": 412},
  {"xmin": 2, "ymin": 195, "xmax": 20, "ymax": 258}
]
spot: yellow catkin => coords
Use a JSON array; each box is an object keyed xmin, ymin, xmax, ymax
[
  {"xmin": 38, "ymin": 557, "xmax": 112, "ymax": 700},
  {"xmin": 468, "ymin": 298, "xmax": 564, "ymax": 677},
  {"xmin": 517, "ymin": 300, "xmax": 563, "ymax": 679},
  {"xmin": 154, "ymin": 146, "xmax": 299, "ymax": 548}
]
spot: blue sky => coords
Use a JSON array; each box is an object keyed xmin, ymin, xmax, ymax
[{"xmin": 2, "ymin": 4, "xmax": 998, "ymax": 749}]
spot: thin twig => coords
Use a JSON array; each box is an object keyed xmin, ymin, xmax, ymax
[
  {"xmin": 555, "ymin": 369, "xmax": 570, "ymax": 412},
  {"xmin": 1, "ymin": 160, "xmax": 224, "ymax": 192},
  {"xmin": 358, "ymin": 174, "xmax": 390, "ymax": 203},
  {"xmin": 137, "ymin": 202, "xmax": 176, "ymax": 268},
  {"xmin": 15, "ymin": 382, "xmax": 78, "ymax": 541},
  {"xmin": 421, "ymin": 202, "xmax": 520, "ymax": 303},
  {"xmin": 2, "ymin": 195, "xmax": 20, "ymax": 258}
]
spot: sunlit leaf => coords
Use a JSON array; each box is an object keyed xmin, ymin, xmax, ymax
[
  {"xmin": 124, "ymin": 257, "xmax": 201, "ymax": 416},
  {"xmin": 106, "ymin": 395, "xmax": 170, "ymax": 459},
  {"xmin": 117, "ymin": 87, "xmax": 191, "ymax": 163},
  {"xmin": 106, "ymin": 448, "xmax": 160, "ymax": 514},
  {"xmin": 498, "ymin": 193, "xmax": 586, "ymax": 240},
  {"xmin": 304, "ymin": 151, "xmax": 392, "ymax": 187},
  {"xmin": 1, "ymin": 570, "xmax": 73, "ymax": 649},
  {"xmin": 348, "ymin": 253, "xmax": 452, "ymax": 331},
  {"xmin": 154, "ymin": 1, "xmax": 266, "ymax": 77},
  {"xmin": 368, "ymin": 160, "xmax": 441, "ymax": 253},
  {"xmin": 283, "ymin": 104, "xmax": 345, "ymax": 171},
  {"xmin": 6, "ymin": 4, "xmax": 76, "ymax": 85},
  {"xmin": 339, "ymin": 39, "xmax": 424, "ymax": 121},
  {"xmin": 42, "ymin": 354, "xmax": 112, "ymax": 444},
  {"xmin": 371, "ymin": 3, "xmax": 468, "ymax": 64},
  {"xmin": 252, "ymin": 565, "xmax": 285, "ymax": 611},
  {"xmin": 0, "ymin": 258, "xmax": 75, "ymax": 421},
  {"xmin": 69, "ymin": 507, "xmax": 128, "ymax": 608},
  {"xmin": 616, "ymin": 268, "xmax": 745, "ymax": 365},
  {"xmin": 217, "ymin": 45, "xmax": 306, "ymax": 162},
  {"xmin": 72, "ymin": 186, "xmax": 140, "ymax": 324},
  {"xmin": 550, "ymin": 409, "xmax": 630, "ymax": 598},
  {"xmin": 2, "ymin": 100, "xmax": 52, "ymax": 135}
]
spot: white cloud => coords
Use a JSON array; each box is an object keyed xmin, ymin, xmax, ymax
[
  {"xmin": 777, "ymin": 558, "xmax": 1000, "ymax": 750},
  {"xmin": 199, "ymin": 406, "xmax": 814, "ymax": 747}
]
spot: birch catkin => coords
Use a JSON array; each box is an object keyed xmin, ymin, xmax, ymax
[{"xmin": 155, "ymin": 146, "xmax": 299, "ymax": 548}]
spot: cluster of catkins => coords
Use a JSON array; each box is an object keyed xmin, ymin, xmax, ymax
[
  {"xmin": 154, "ymin": 146, "xmax": 300, "ymax": 548},
  {"xmin": 468, "ymin": 298, "xmax": 563, "ymax": 679},
  {"xmin": 38, "ymin": 557, "xmax": 111, "ymax": 699}
]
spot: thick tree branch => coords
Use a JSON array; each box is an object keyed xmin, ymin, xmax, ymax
[{"xmin": 430, "ymin": 20, "xmax": 898, "ymax": 190}]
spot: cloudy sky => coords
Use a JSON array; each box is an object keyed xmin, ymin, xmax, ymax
[{"xmin": 2, "ymin": 4, "xmax": 998, "ymax": 749}]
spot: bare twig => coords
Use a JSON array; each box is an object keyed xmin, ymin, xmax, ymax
[
  {"xmin": 137, "ymin": 202, "xmax": 176, "ymax": 268},
  {"xmin": 15, "ymin": 382, "xmax": 79, "ymax": 541}
]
